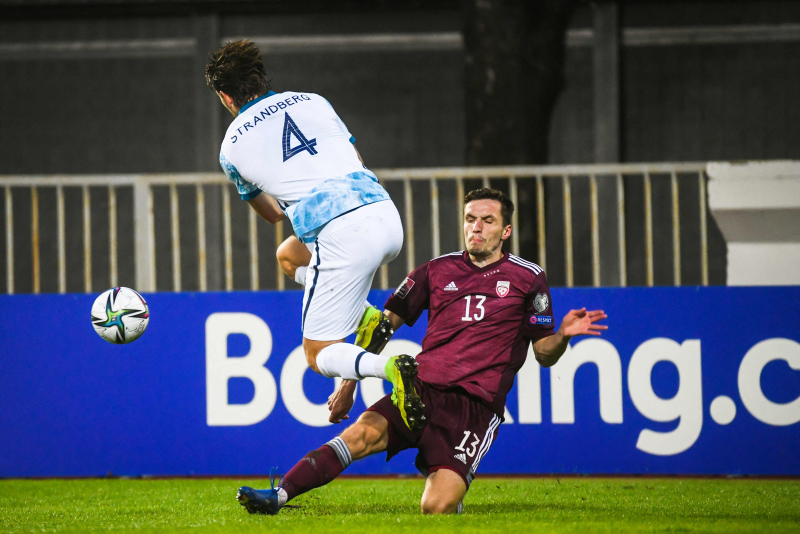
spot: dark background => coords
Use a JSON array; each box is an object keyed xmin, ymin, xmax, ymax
[
  {"xmin": 3, "ymin": 0, "xmax": 799, "ymax": 174},
  {"xmin": 1, "ymin": 0, "xmax": 798, "ymax": 291}
]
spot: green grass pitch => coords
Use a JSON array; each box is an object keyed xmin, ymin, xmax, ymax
[{"xmin": 2, "ymin": 477, "xmax": 799, "ymax": 532}]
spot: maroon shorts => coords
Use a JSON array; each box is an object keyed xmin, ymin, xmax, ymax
[{"xmin": 367, "ymin": 380, "xmax": 502, "ymax": 489}]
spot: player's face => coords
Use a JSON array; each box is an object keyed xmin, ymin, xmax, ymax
[{"xmin": 464, "ymin": 199, "xmax": 511, "ymax": 261}]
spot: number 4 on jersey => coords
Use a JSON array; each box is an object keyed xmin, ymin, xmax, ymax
[{"xmin": 282, "ymin": 113, "xmax": 318, "ymax": 162}]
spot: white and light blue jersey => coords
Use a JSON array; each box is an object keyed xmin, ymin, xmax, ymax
[{"xmin": 219, "ymin": 90, "xmax": 390, "ymax": 242}]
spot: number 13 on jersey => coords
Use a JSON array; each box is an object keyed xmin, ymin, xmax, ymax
[{"xmin": 462, "ymin": 295, "xmax": 486, "ymax": 322}]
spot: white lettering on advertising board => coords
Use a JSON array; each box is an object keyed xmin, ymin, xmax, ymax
[{"xmin": 204, "ymin": 313, "xmax": 800, "ymax": 456}]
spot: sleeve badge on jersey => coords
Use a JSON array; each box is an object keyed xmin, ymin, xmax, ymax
[
  {"xmin": 496, "ymin": 281, "xmax": 510, "ymax": 298},
  {"xmin": 534, "ymin": 293, "xmax": 549, "ymax": 313},
  {"xmin": 394, "ymin": 277, "xmax": 415, "ymax": 299}
]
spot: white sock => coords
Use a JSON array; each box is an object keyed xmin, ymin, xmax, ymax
[
  {"xmin": 315, "ymin": 343, "xmax": 391, "ymax": 380},
  {"xmin": 294, "ymin": 266, "xmax": 308, "ymax": 286},
  {"xmin": 276, "ymin": 487, "xmax": 288, "ymax": 506}
]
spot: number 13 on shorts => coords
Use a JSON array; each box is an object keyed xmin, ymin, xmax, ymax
[{"xmin": 455, "ymin": 430, "xmax": 481, "ymax": 458}]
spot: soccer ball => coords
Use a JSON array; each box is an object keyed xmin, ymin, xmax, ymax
[{"xmin": 91, "ymin": 287, "xmax": 150, "ymax": 344}]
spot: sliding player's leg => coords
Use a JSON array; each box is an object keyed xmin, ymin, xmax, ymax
[
  {"xmin": 413, "ymin": 386, "xmax": 502, "ymax": 514},
  {"xmin": 420, "ymin": 469, "xmax": 467, "ymax": 515},
  {"xmin": 237, "ymin": 411, "xmax": 391, "ymax": 515}
]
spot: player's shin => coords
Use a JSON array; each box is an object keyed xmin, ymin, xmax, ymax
[
  {"xmin": 315, "ymin": 343, "xmax": 391, "ymax": 380},
  {"xmin": 280, "ymin": 437, "xmax": 352, "ymax": 502}
]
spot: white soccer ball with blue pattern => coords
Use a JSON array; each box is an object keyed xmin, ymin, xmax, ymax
[{"xmin": 91, "ymin": 287, "xmax": 150, "ymax": 344}]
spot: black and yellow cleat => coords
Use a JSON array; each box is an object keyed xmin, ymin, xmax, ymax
[
  {"xmin": 355, "ymin": 306, "xmax": 394, "ymax": 354},
  {"xmin": 388, "ymin": 354, "xmax": 427, "ymax": 432}
]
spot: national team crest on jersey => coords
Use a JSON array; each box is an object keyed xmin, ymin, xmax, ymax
[
  {"xmin": 496, "ymin": 281, "xmax": 510, "ymax": 298},
  {"xmin": 395, "ymin": 277, "xmax": 415, "ymax": 299}
]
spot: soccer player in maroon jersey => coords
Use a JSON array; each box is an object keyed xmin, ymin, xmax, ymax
[{"xmin": 237, "ymin": 188, "xmax": 608, "ymax": 515}]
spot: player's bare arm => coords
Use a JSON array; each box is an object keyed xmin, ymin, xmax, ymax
[
  {"xmin": 533, "ymin": 308, "xmax": 608, "ymax": 367},
  {"xmin": 246, "ymin": 192, "xmax": 286, "ymax": 224},
  {"xmin": 327, "ymin": 380, "xmax": 356, "ymax": 424}
]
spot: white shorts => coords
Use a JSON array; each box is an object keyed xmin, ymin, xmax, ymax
[{"xmin": 301, "ymin": 200, "xmax": 403, "ymax": 341}]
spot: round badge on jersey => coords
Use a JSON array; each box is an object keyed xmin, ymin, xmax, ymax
[{"xmin": 534, "ymin": 293, "xmax": 549, "ymax": 313}]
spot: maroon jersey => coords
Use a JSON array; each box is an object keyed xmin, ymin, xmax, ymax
[{"xmin": 384, "ymin": 251, "xmax": 555, "ymax": 415}]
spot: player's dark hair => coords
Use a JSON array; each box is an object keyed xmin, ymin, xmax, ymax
[
  {"xmin": 464, "ymin": 188, "xmax": 514, "ymax": 226},
  {"xmin": 205, "ymin": 39, "xmax": 270, "ymax": 108}
]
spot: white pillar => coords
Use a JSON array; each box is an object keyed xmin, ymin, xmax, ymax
[{"xmin": 707, "ymin": 161, "xmax": 800, "ymax": 285}]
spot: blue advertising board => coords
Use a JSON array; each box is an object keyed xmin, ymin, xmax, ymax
[{"xmin": 1, "ymin": 287, "xmax": 798, "ymax": 477}]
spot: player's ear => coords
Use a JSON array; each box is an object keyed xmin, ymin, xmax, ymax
[
  {"xmin": 216, "ymin": 91, "xmax": 239, "ymax": 116},
  {"xmin": 501, "ymin": 224, "xmax": 512, "ymax": 241},
  {"xmin": 218, "ymin": 91, "xmax": 234, "ymax": 107}
]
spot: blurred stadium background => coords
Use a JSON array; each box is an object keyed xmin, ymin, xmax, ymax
[{"xmin": 5, "ymin": 0, "xmax": 800, "ymax": 295}]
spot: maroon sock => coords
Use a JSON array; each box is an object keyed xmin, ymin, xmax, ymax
[{"xmin": 280, "ymin": 443, "xmax": 347, "ymax": 501}]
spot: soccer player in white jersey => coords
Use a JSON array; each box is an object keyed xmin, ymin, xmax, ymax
[{"xmin": 205, "ymin": 40, "xmax": 425, "ymax": 431}]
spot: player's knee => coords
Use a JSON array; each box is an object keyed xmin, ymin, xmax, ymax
[
  {"xmin": 303, "ymin": 343, "xmax": 321, "ymax": 373},
  {"xmin": 305, "ymin": 353, "xmax": 320, "ymax": 374},
  {"xmin": 275, "ymin": 242, "xmax": 296, "ymax": 278},
  {"xmin": 420, "ymin": 494, "xmax": 458, "ymax": 515}
]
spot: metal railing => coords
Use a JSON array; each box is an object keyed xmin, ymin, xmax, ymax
[
  {"xmin": 0, "ymin": 163, "xmax": 712, "ymax": 294},
  {"xmin": 377, "ymin": 163, "xmax": 710, "ymax": 288}
]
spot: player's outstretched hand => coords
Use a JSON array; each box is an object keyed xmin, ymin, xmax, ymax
[
  {"xmin": 559, "ymin": 308, "xmax": 608, "ymax": 339},
  {"xmin": 328, "ymin": 379, "xmax": 357, "ymax": 424}
]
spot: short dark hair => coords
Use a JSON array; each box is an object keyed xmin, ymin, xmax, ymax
[
  {"xmin": 464, "ymin": 188, "xmax": 514, "ymax": 227},
  {"xmin": 205, "ymin": 40, "xmax": 270, "ymax": 108}
]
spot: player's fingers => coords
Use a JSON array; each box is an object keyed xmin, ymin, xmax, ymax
[{"xmin": 589, "ymin": 324, "xmax": 609, "ymax": 330}]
